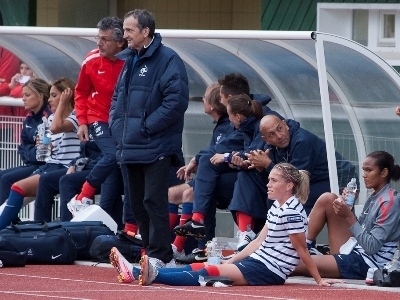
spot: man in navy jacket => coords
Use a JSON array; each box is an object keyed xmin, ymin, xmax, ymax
[
  {"xmin": 109, "ymin": 9, "xmax": 189, "ymax": 269},
  {"xmin": 228, "ymin": 114, "xmax": 356, "ymax": 250}
]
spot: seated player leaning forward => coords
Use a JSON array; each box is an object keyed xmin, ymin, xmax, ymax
[
  {"xmin": 225, "ymin": 114, "xmax": 356, "ymax": 250},
  {"xmin": 109, "ymin": 162, "xmax": 344, "ymax": 287}
]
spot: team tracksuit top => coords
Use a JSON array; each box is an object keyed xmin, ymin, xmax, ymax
[{"xmin": 75, "ymin": 49, "xmax": 124, "ymax": 126}]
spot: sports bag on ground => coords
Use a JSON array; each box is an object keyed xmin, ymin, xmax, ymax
[
  {"xmin": 89, "ymin": 231, "xmax": 142, "ymax": 263},
  {"xmin": 374, "ymin": 265, "xmax": 400, "ymax": 287},
  {"xmin": 0, "ymin": 220, "xmax": 76, "ymax": 264},
  {"xmin": 0, "ymin": 235, "xmax": 27, "ymax": 267},
  {"xmin": 51, "ymin": 221, "xmax": 114, "ymax": 260}
]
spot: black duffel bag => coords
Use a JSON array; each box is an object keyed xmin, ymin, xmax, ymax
[
  {"xmin": 0, "ymin": 235, "xmax": 27, "ymax": 267},
  {"xmin": 52, "ymin": 221, "xmax": 114, "ymax": 260},
  {"xmin": 374, "ymin": 264, "xmax": 400, "ymax": 287},
  {"xmin": 90, "ymin": 231, "xmax": 142, "ymax": 263},
  {"xmin": 0, "ymin": 220, "xmax": 76, "ymax": 264}
]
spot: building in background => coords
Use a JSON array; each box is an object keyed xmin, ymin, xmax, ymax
[
  {"xmin": 1, "ymin": 0, "xmax": 261, "ymax": 30},
  {"xmin": 262, "ymin": 0, "xmax": 400, "ymax": 70}
]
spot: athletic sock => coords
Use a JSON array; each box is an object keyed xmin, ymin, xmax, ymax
[
  {"xmin": 155, "ymin": 267, "xmax": 210, "ymax": 286},
  {"xmin": 180, "ymin": 202, "xmax": 193, "ymax": 224},
  {"xmin": 158, "ymin": 265, "xmax": 192, "ymax": 273},
  {"xmin": 0, "ymin": 185, "xmax": 25, "ymax": 230},
  {"xmin": 124, "ymin": 222, "xmax": 138, "ymax": 235},
  {"xmin": 173, "ymin": 203, "xmax": 193, "ymax": 251},
  {"xmin": 173, "ymin": 236, "xmax": 187, "ymax": 252},
  {"xmin": 192, "ymin": 212, "xmax": 205, "ymax": 224},
  {"xmin": 236, "ymin": 211, "xmax": 253, "ymax": 232},
  {"xmin": 168, "ymin": 203, "xmax": 179, "ymax": 231},
  {"xmin": 306, "ymin": 239, "xmax": 316, "ymax": 249},
  {"xmin": 204, "ymin": 265, "xmax": 220, "ymax": 276},
  {"xmin": 190, "ymin": 262, "xmax": 206, "ymax": 271},
  {"xmin": 76, "ymin": 181, "xmax": 96, "ymax": 201}
]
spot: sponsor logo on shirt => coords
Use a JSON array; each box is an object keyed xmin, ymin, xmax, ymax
[{"xmin": 287, "ymin": 216, "xmax": 302, "ymax": 222}]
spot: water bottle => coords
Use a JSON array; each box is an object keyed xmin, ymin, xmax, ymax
[
  {"xmin": 36, "ymin": 116, "xmax": 51, "ymax": 162},
  {"xmin": 206, "ymin": 238, "xmax": 222, "ymax": 265},
  {"xmin": 345, "ymin": 178, "xmax": 357, "ymax": 207}
]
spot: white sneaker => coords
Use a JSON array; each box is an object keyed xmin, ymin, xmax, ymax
[
  {"xmin": 139, "ymin": 255, "xmax": 176, "ymax": 286},
  {"xmin": 165, "ymin": 258, "xmax": 176, "ymax": 268},
  {"xmin": 171, "ymin": 244, "xmax": 186, "ymax": 261},
  {"xmin": 237, "ymin": 230, "xmax": 256, "ymax": 251},
  {"xmin": 139, "ymin": 255, "xmax": 162, "ymax": 286},
  {"xmin": 67, "ymin": 195, "xmax": 93, "ymax": 217},
  {"xmin": 365, "ymin": 267, "xmax": 378, "ymax": 285}
]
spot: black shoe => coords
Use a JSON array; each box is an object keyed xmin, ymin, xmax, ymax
[
  {"xmin": 173, "ymin": 219, "xmax": 206, "ymax": 239},
  {"xmin": 117, "ymin": 230, "xmax": 143, "ymax": 246},
  {"xmin": 176, "ymin": 248, "xmax": 207, "ymax": 264}
]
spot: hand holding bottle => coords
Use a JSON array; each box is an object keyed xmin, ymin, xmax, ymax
[
  {"xmin": 36, "ymin": 116, "xmax": 51, "ymax": 162},
  {"xmin": 345, "ymin": 178, "xmax": 357, "ymax": 207}
]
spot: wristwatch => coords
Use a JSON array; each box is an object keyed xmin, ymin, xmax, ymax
[{"xmin": 223, "ymin": 153, "xmax": 230, "ymax": 163}]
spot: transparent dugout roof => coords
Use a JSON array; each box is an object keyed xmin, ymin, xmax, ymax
[{"xmin": 1, "ymin": 28, "xmax": 400, "ymax": 201}]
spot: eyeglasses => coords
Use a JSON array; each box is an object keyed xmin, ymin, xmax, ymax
[{"xmin": 94, "ymin": 36, "xmax": 113, "ymax": 43}]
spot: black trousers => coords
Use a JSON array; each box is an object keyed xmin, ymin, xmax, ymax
[{"xmin": 125, "ymin": 156, "xmax": 173, "ymax": 263}]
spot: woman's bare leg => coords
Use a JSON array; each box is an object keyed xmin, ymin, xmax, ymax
[
  {"xmin": 218, "ymin": 263, "xmax": 249, "ymax": 285},
  {"xmin": 307, "ymin": 193, "xmax": 352, "ymax": 254},
  {"xmin": 14, "ymin": 174, "xmax": 40, "ymax": 197},
  {"xmin": 293, "ymin": 255, "xmax": 342, "ymax": 278}
]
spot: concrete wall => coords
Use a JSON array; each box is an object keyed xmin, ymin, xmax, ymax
[{"xmin": 36, "ymin": 0, "xmax": 261, "ymax": 29}]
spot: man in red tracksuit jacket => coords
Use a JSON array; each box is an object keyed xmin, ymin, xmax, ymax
[
  {"xmin": 67, "ymin": 16, "xmax": 126, "ymax": 216},
  {"xmin": 0, "ymin": 46, "xmax": 20, "ymax": 116}
]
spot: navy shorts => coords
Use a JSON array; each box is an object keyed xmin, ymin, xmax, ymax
[
  {"xmin": 32, "ymin": 163, "xmax": 66, "ymax": 176},
  {"xmin": 333, "ymin": 251, "xmax": 370, "ymax": 279},
  {"xmin": 234, "ymin": 256, "xmax": 285, "ymax": 286}
]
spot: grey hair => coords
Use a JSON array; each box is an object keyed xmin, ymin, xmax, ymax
[
  {"xmin": 124, "ymin": 9, "xmax": 155, "ymax": 38},
  {"xmin": 97, "ymin": 16, "xmax": 124, "ymax": 42}
]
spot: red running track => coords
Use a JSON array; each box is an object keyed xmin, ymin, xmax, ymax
[{"xmin": 0, "ymin": 264, "xmax": 399, "ymax": 300}]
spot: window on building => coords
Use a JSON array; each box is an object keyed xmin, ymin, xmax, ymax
[
  {"xmin": 353, "ymin": 10, "xmax": 368, "ymax": 46},
  {"xmin": 379, "ymin": 11, "xmax": 395, "ymax": 47}
]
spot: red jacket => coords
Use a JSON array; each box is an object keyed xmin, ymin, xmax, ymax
[
  {"xmin": 0, "ymin": 47, "xmax": 20, "ymax": 116},
  {"xmin": 0, "ymin": 84, "xmax": 26, "ymax": 117},
  {"xmin": 75, "ymin": 49, "xmax": 124, "ymax": 125},
  {"xmin": 0, "ymin": 47, "xmax": 20, "ymax": 82}
]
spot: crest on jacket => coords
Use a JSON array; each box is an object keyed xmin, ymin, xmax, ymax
[{"xmin": 139, "ymin": 65, "xmax": 148, "ymax": 77}]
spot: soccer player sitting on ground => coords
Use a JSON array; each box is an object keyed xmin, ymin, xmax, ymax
[
  {"xmin": 292, "ymin": 151, "xmax": 400, "ymax": 283},
  {"xmin": 109, "ymin": 162, "xmax": 343, "ymax": 287}
]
